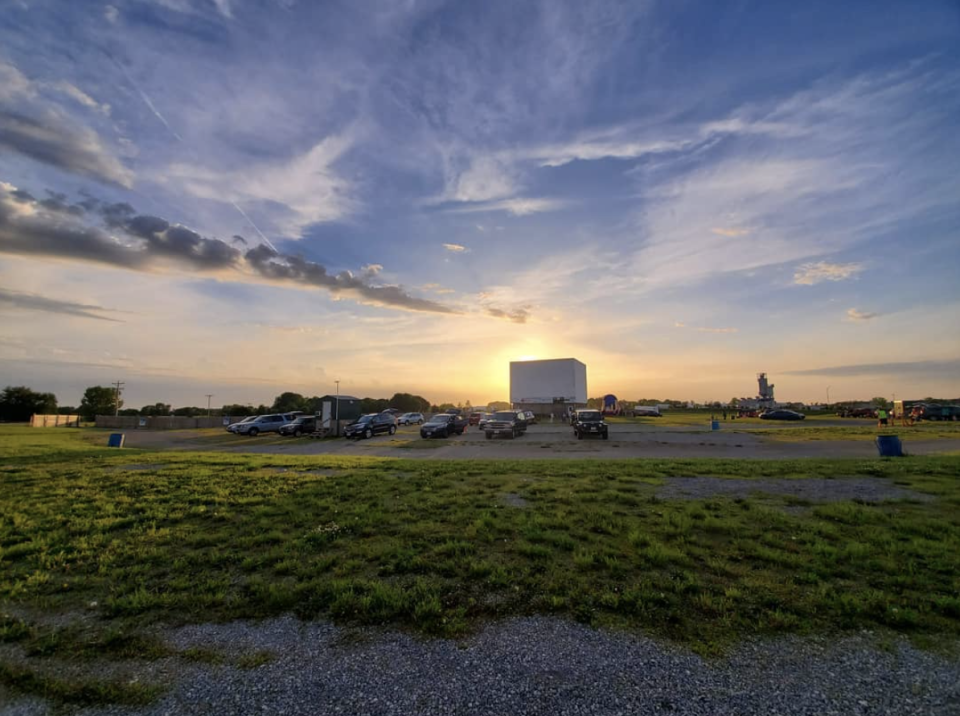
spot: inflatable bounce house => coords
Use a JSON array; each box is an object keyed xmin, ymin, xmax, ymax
[{"xmin": 602, "ymin": 394, "xmax": 622, "ymax": 416}]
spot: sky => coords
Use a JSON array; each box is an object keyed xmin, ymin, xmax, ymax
[{"xmin": 1, "ymin": 0, "xmax": 959, "ymax": 409}]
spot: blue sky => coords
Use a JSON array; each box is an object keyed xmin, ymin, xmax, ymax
[{"xmin": 1, "ymin": 0, "xmax": 958, "ymax": 407}]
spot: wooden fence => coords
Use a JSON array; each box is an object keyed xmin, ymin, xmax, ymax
[{"xmin": 30, "ymin": 414, "xmax": 81, "ymax": 427}]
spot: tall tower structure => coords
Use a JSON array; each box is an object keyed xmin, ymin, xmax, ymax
[{"xmin": 757, "ymin": 373, "xmax": 776, "ymax": 407}]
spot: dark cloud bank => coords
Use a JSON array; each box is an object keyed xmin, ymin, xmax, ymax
[{"xmin": 0, "ymin": 185, "xmax": 459, "ymax": 316}]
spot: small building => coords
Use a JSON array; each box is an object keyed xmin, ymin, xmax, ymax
[
  {"xmin": 315, "ymin": 395, "xmax": 362, "ymax": 423},
  {"xmin": 510, "ymin": 358, "xmax": 588, "ymax": 419}
]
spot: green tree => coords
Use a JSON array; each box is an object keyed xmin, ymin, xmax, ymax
[
  {"xmin": 272, "ymin": 392, "xmax": 308, "ymax": 413},
  {"xmin": 80, "ymin": 386, "xmax": 120, "ymax": 420},
  {"xmin": 57, "ymin": 405, "xmax": 77, "ymax": 415},
  {"xmin": 360, "ymin": 397, "xmax": 389, "ymax": 413},
  {"xmin": 140, "ymin": 403, "xmax": 171, "ymax": 416},
  {"xmin": 871, "ymin": 396, "xmax": 891, "ymax": 409},
  {"xmin": 173, "ymin": 406, "xmax": 203, "ymax": 417},
  {"xmin": 223, "ymin": 403, "xmax": 256, "ymax": 417},
  {"xmin": 388, "ymin": 393, "xmax": 431, "ymax": 413},
  {"xmin": 0, "ymin": 386, "xmax": 58, "ymax": 422}
]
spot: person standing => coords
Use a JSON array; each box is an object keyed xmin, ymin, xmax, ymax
[{"xmin": 878, "ymin": 407, "xmax": 888, "ymax": 427}]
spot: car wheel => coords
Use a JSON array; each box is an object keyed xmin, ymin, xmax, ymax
[
  {"xmin": 418, "ymin": 419, "xmax": 423, "ymax": 425},
  {"xmin": 248, "ymin": 428, "xmax": 259, "ymax": 437},
  {"xmin": 363, "ymin": 428, "xmax": 373, "ymax": 439},
  {"xmin": 294, "ymin": 428, "xmax": 302, "ymax": 437},
  {"xmin": 389, "ymin": 425, "xmax": 396, "ymax": 435}
]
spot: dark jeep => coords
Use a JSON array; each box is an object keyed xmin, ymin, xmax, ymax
[{"xmin": 573, "ymin": 410, "xmax": 608, "ymax": 440}]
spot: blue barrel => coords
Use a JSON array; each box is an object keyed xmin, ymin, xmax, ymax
[
  {"xmin": 711, "ymin": 420, "xmax": 720, "ymax": 431},
  {"xmin": 875, "ymin": 435, "xmax": 903, "ymax": 457},
  {"xmin": 108, "ymin": 433, "xmax": 125, "ymax": 448}
]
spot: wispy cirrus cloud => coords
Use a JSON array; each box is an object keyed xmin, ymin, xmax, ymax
[
  {"xmin": 675, "ymin": 322, "xmax": 738, "ymax": 334},
  {"xmin": 442, "ymin": 243, "xmax": 468, "ymax": 253},
  {"xmin": 0, "ymin": 287, "xmax": 124, "ymax": 322},
  {"xmin": 444, "ymin": 197, "xmax": 566, "ymax": 216},
  {"xmin": 711, "ymin": 227, "xmax": 751, "ymax": 238},
  {"xmin": 846, "ymin": 307, "xmax": 879, "ymax": 321},
  {"xmin": 0, "ymin": 60, "xmax": 132, "ymax": 187},
  {"xmin": 794, "ymin": 261, "xmax": 864, "ymax": 285}
]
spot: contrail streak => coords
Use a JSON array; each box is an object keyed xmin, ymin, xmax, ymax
[
  {"xmin": 230, "ymin": 201, "xmax": 277, "ymax": 252},
  {"xmin": 102, "ymin": 47, "xmax": 276, "ymax": 251}
]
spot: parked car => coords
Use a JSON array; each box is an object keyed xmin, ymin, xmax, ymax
[
  {"xmin": 759, "ymin": 409, "xmax": 806, "ymax": 421},
  {"xmin": 226, "ymin": 415, "xmax": 258, "ymax": 433},
  {"xmin": 344, "ymin": 413, "xmax": 397, "ymax": 439},
  {"xmin": 633, "ymin": 406, "xmax": 662, "ymax": 417},
  {"xmin": 477, "ymin": 413, "xmax": 495, "ymax": 429},
  {"xmin": 398, "ymin": 412, "xmax": 424, "ymax": 425},
  {"xmin": 236, "ymin": 414, "xmax": 288, "ymax": 436},
  {"xmin": 279, "ymin": 415, "xmax": 318, "ymax": 436},
  {"xmin": 468, "ymin": 412, "xmax": 483, "ymax": 425},
  {"xmin": 522, "ymin": 410, "xmax": 538, "ymax": 424},
  {"xmin": 420, "ymin": 413, "xmax": 467, "ymax": 438},
  {"xmin": 573, "ymin": 409, "xmax": 608, "ymax": 439},
  {"xmin": 923, "ymin": 405, "xmax": 960, "ymax": 421},
  {"xmin": 484, "ymin": 411, "xmax": 527, "ymax": 440}
]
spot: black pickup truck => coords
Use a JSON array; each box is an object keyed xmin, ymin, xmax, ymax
[
  {"xmin": 484, "ymin": 410, "xmax": 528, "ymax": 440},
  {"xmin": 420, "ymin": 413, "xmax": 468, "ymax": 438}
]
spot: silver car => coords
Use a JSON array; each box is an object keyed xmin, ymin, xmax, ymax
[
  {"xmin": 398, "ymin": 412, "xmax": 424, "ymax": 425},
  {"xmin": 236, "ymin": 414, "xmax": 288, "ymax": 436}
]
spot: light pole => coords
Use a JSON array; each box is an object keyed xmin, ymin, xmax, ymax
[
  {"xmin": 205, "ymin": 394, "xmax": 214, "ymax": 416},
  {"xmin": 826, "ymin": 386, "xmax": 831, "ymax": 406},
  {"xmin": 335, "ymin": 380, "xmax": 340, "ymax": 437}
]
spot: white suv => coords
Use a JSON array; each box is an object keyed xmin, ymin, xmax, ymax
[
  {"xmin": 398, "ymin": 412, "xmax": 424, "ymax": 425},
  {"xmin": 236, "ymin": 414, "xmax": 287, "ymax": 436}
]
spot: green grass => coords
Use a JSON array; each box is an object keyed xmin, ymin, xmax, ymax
[{"xmin": 1, "ymin": 425, "xmax": 960, "ymax": 705}]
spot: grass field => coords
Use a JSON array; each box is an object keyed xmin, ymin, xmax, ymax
[{"xmin": 2, "ymin": 426, "xmax": 960, "ymax": 706}]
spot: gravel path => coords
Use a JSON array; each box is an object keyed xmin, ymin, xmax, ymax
[
  {"xmin": 3, "ymin": 617, "xmax": 957, "ymax": 716},
  {"xmin": 655, "ymin": 476, "xmax": 932, "ymax": 503}
]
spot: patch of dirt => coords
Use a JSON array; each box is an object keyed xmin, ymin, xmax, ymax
[{"xmin": 500, "ymin": 493, "xmax": 530, "ymax": 509}]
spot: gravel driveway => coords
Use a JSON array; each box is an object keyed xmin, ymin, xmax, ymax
[{"xmin": 3, "ymin": 617, "xmax": 957, "ymax": 716}]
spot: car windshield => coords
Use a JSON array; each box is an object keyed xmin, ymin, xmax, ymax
[
  {"xmin": 428, "ymin": 415, "xmax": 451, "ymax": 422},
  {"xmin": 238, "ymin": 416, "xmax": 257, "ymax": 423},
  {"xmin": 493, "ymin": 412, "xmax": 516, "ymax": 420},
  {"xmin": 579, "ymin": 411, "xmax": 602, "ymax": 420},
  {"xmin": 355, "ymin": 415, "xmax": 374, "ymax": 424}
]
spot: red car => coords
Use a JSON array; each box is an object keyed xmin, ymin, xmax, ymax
[{"xmin": 468, "ymin": 412, "xmax": 483, "ymax": 425}]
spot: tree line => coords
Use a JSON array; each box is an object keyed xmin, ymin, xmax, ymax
[{"xmin": 0, "ymin": 386, "xmax": 456, "ymax": 422}]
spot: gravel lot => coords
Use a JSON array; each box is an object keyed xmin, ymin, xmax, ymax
[{"xmin": 3, "ymin": 617, "xmax": 957, "ymax": 716}]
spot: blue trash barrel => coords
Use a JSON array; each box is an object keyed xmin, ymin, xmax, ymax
[
  {"xmin": 875, "ymin": 435, "xmax": 903, "ymax": 457},
  {"xmin": 108, "ymin": 433, "xmax": 125, "ymax": 448},
  {"xmin": 711, "ymin": 420, "xmax": 720, "ymax": 431}
]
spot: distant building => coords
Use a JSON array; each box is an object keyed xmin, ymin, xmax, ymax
[{"xmin": 510, "ymin": 358, "xmax": 587, "ymax": 419}]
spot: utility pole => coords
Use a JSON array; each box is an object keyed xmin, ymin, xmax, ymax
[
  {"xmin": 113, "ymin": 380, "xmax": 125, "ymax": 416},
  {"xmin": 334, "ymin": 380, "xmax": 340, "ymax": 437},
  {"xmin": 826, "ymin": 386, "xmax": 831, "ymax": 406},
  {"xmin": 205, "ymin": 394, "xmax": 214, "ymax": 416}
]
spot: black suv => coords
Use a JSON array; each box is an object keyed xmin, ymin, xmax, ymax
[
  {"xmin": 279, "ymin": 415, "xmax": 318, "ymax": 437},
  {"xmin": 420, "ymin": 413, "xmax": 467, "ymax": 439},
  {"xmin": 573, "ymin": 410, "xmax": 608, "ymax": 440},
  {"xmin": 484, "ymin": 411, "xmax": 527, "ymax": 440},
  {"xmin": 344, "ymin": 413, "xmax": 397, "ymax": 439}
]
